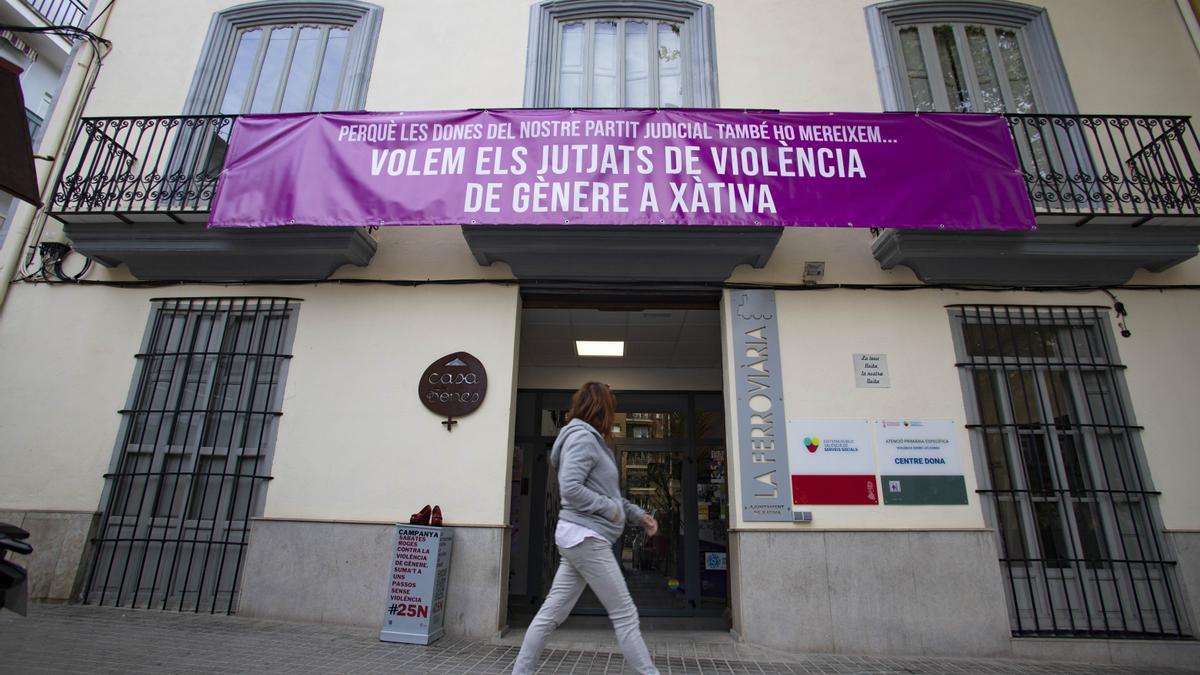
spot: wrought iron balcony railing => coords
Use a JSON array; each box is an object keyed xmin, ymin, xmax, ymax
[
  {"xmin": 47, "ymin": 113, "xmax": 1200, "ymax": 226},
  {"xmin": 50, "ymin": 115, "xmax": 237, "ymax": 222},
  {"xmin": 25, "ymin": 0, "xmax": 89, "ymax": 29},
  {"xmin": 1007, "ymin": 114, "xmax": 1200, "ymax": 225}
]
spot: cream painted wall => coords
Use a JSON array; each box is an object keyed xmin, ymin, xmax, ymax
[
  {"xmin": 0, "ymin": 286, "xmax": 151, "ymax": 511},
  {"xmin": 62, "ymin": 0, "xmax": 1200, "ymax": 286},
  {"xmin": 264, "ymin": 283, "xmax": 519, "ymax": 524},
  {"xmin": 82, "ymin": 0, "xmax": 535, "ymax": 116},
  {"xmin": 723, "ymin": 287, "xmax": 1200, "ymax": 532},
  {"xmin": 0, "ymin": 282, "xmax": 521, "ymax": 528},
  {"xmin": 711, "ymin": 0, "xmax": 885, "ymax": 111},
  {"xmin": 81, "ymin": 1, "xmax": 1200, "ymax": 122},
  {"xmin": 7, "ymin": 0, "xmax": 1200, "ymax": 535}
]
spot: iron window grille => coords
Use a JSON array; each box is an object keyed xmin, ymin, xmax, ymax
[
  {"xmin": 84, "ymin": 297, "xmax": 300, "ymax": 614},
  {"xmin": 950, "ymin": 305, "xmax": 1190, "ymax": 638}
]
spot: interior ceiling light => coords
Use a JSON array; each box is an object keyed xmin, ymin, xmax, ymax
[{"xmin": 576, "ymin": 340, "xmax": 624, "ymax": 357}]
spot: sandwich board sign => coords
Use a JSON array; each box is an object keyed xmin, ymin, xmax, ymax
[{"xmin": 379, "ymin": 524, "xmax": 453, "ymax": 645}]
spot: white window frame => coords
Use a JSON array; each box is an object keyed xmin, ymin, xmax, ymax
[{"xmin": 524, "ymin": 0, "xmax": 718, "ymax": 108}]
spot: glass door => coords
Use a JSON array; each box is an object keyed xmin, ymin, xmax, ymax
[{"xmin": 508, "ymin": 391, "xmax": 728, "ymax": 619}]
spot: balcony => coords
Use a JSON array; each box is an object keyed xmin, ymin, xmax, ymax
[
  {"xmin": 47, "ymin": 113, "xmax": 1200, "ymax": 285},
  {"xmin": 872, "ymin": 114, "xmax": 1200, "ymax": 285},
  {"xmin": 48, "ymin": 115, "xmax": 376, "ymax": 281},
  {"xmin": 25, "ymin": 0, "xmax": 88, "ymax": 28}
]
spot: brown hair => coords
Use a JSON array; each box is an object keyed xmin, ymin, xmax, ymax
[{"xmin": 567, "ymin": 382, "xmax": 616, "ymax": 442}]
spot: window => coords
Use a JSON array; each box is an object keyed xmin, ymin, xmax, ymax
[
  {"xmin": 525, "ymin": 0, "xmax": 717, "ymax": 107},
  {"xmin": 951, "ymin": 305, "xmax": 1190, "ymax": 638},
  {"xmin": 183, "ymin": 0, "xmax": 382, "ymax": 115},
  {"xmin": 86, "ymin": 298, "xmax": 300, "ymax": 614},
  {"xmin": 169, "ymin": 1, "xmax": 381, "ymax": 204},
  {"xmin": 867, "ymin": 1, "xmax": 1088, "ymax": 215},
  {"xmin": 893, "ymin": 22, "xmax": 1035, "ymax": 113},
  {"xmin": 215, "ymin": 23, "xmax": 354, "ymax": 115},
  {"xmin": 866, "ymin": 1, "xmax": 1076, "ymax": 114},
  {"xmin": 26, "ymin": 108, "xmax": 42, "ymax": 139}
]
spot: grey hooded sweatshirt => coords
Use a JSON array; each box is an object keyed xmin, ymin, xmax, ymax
[{"xmin": 551, "ymin": 418, "xmax": 647, "ymax": 544}]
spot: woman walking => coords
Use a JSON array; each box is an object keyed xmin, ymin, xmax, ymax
[{"xmin": 512, "ymin": 382, "xmax": 660, "ymax": 675}]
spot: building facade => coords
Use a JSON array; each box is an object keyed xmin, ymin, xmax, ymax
[
  {"xmin": 2, "ymin": 0, "xmax": 1200, "ymax": 668},
  {"xmin": 0, "ymin": 0, "xmax": 92, "ymax": 240}
]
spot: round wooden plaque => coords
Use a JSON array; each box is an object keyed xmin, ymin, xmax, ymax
[{"xmin": 418, "ymin": 352, "xmax": 488, "ymax": 418}]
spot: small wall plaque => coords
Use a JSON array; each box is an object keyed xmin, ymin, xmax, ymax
[
  {"xmin": 853, "ymin": 353, "xmax": 890, "ymax": 388},
  {"xmin": 419, "ymin": 352, "xmax": 487, "ymax": 430}
]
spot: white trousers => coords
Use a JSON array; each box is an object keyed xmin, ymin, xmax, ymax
[{"xmin": 512, "ymin": 537, "xmax": 659, "ymax": 674}]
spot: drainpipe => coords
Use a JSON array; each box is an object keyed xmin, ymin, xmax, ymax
[
  {"xmin": 0, "ymin": 0, "xmax": 115, "ymax": 316},
  {"xmin": 1180, "ymin": 0, "xmax": 1200, "ymax": 61}
]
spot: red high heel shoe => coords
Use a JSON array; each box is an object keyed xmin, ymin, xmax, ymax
[
  {"xmin": 430, "ymin": 505, "xmax": 443, "ymax": 527},
  {"xmin": 409, "ymin": 504, "xmax": 432, "ymax": 525}
]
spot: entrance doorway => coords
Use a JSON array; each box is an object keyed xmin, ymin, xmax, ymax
[
  {"xmin": 509, "ymin": 391, "xmax": 728, "ymax": 618},
  {"xmin": 508, "ymin": 300, "xmax": 728, "ymax": 621}
]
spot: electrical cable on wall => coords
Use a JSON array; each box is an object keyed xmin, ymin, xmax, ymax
[
  {"xmin": 0, "ymin": 16, "xmax": 114, "ymax": 285},
  {"xmin": 1102, "ymin": 289, "xmax": 1133, "ymax": 337}
]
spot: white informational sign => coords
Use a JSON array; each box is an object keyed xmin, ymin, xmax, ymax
[
  {"xmin": 875, "ymin": 419, "xmax": 963, "ymax": 475},
  {"xmin": 853, "ymin": 353, "xmax": 890, "ymax": 388},
  {"xmin": 787, "ymin": 419, "xmax": 876, "ymax": 474},
  {"xmin": 379, "ymin": 524, "xmax": 454, "ymax": 645},
  {"xmin": 786, "ymin": 419, "xmax": 878, "ymax": 504}
]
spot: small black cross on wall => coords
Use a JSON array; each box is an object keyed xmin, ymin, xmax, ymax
[{"xmin": 441, "ymin": 417, "xmax": 457, "ymax": 432}]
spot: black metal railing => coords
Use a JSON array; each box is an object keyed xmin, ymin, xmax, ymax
[
  {"xmin": 47, "ymin": 113, "xmax": 1200, "ymax": 223},
  {"xmin": 84, "ymin": 297, "xmax": 297, "ymax": 614},
  {"xmin": 25, "ymin": 0, "xmax": 89, "ymax": 29},
  {"xmin": 953, "ymin": 305, "xmax": 1190, "ymax": 638},
  {"xmin": 49, "ymin": 115, "xmax": 238, "ymax": 219},
  {"xmin": 1005, "ymin": 114, "xmax": 1200, "ymax": 222}
]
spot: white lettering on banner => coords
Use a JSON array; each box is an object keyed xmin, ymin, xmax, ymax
[
  {"xmin": 338, "ymin": 118, "xmax": 901, "ymax": 221},
  {"xmin": 371, "ymin": 147, "xmax": 466, "ymax": 176},
  {"xmin": 710, "ymin": 147, "xmax": 865, "ymax": 178},
  {"xmin": 795, "ymin": 125, "xmax": 884, "ymax": 143}
]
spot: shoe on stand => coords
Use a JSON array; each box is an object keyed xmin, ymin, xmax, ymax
[
  {"xmin": 430, "ymin": 505, "xmax": 443, "ymax": 527},
  {"xmin": 409, "ymin": 504, "xmax": 432, "ymax": 525}
]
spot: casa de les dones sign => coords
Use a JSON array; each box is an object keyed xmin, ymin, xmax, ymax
[{"xmin": 207, "ymin": 108, "xmax": 1035, "ymax": 231}]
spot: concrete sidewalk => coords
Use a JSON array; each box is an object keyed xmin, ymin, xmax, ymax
[{"xmin": 1, "ymin": 603, "xmax": 1197, "ymax": 674}]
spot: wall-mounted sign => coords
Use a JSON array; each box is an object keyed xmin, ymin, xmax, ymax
[
  {"xmin": 732, "ymin": 289, "xmax": 794, "ymax": 521},
  {"xmin": 853, "ymin": 353, "xmax": 890, "ymax": 388},
  {"xmin": 379, "ymin": 524, "xmax": 454, "ymax": 645},
  {"xmin": 786, "ymin": 419, "xmax": 878, "ymax": 505},
  {"xmin": 876, "ymin": 419, "xmax": 968, "ymax": 505},
  {"xmin": 418, "ymin": 352, "xmax": 487, "ymax": 430},
  {"xmin": 210, "ymin": 109, "xmax": 1034, "ymax": 231}
]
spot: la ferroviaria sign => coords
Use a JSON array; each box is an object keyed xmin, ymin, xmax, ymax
[{"xmin": 207, "ymin": 108, "xmax": 1035, "ymax": 231}]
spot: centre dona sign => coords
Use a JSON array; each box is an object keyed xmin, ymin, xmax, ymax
[{"xmin": 208, "ymin": 109, "xmax": 1035, "ymax": 231}]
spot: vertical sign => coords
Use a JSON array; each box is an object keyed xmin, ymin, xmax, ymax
[
  {"xmin": 876, "ymin": 419, "xmax": 968, "ymax": 505},
  {"xmin": 379, "ymin": 524, "xmax": 454, "ymax": 645},
  {"xmin": 787, "ymin": 419, "xmax": 879, "ymax": 504},
  {"xmin": 732, "ymin": 289, "xmax": 793, "ymax": 521}
]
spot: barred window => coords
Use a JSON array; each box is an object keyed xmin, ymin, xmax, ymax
[
  {"xmin": 88, "ymin": 298, "xmax": 300, "ymax": 614},
  {"xmin": 951, "ymin": 305, "xmax": 1189, "ymax": 638}
]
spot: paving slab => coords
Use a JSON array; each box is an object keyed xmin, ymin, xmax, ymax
[{"xmin": 0, "ymin": 603, "xmax": 1197, "ymax": 674}]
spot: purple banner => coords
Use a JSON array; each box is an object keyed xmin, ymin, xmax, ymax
[{"xmin": 209, "ymin": 109, "xmax": 1034, "ymax": 230}]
